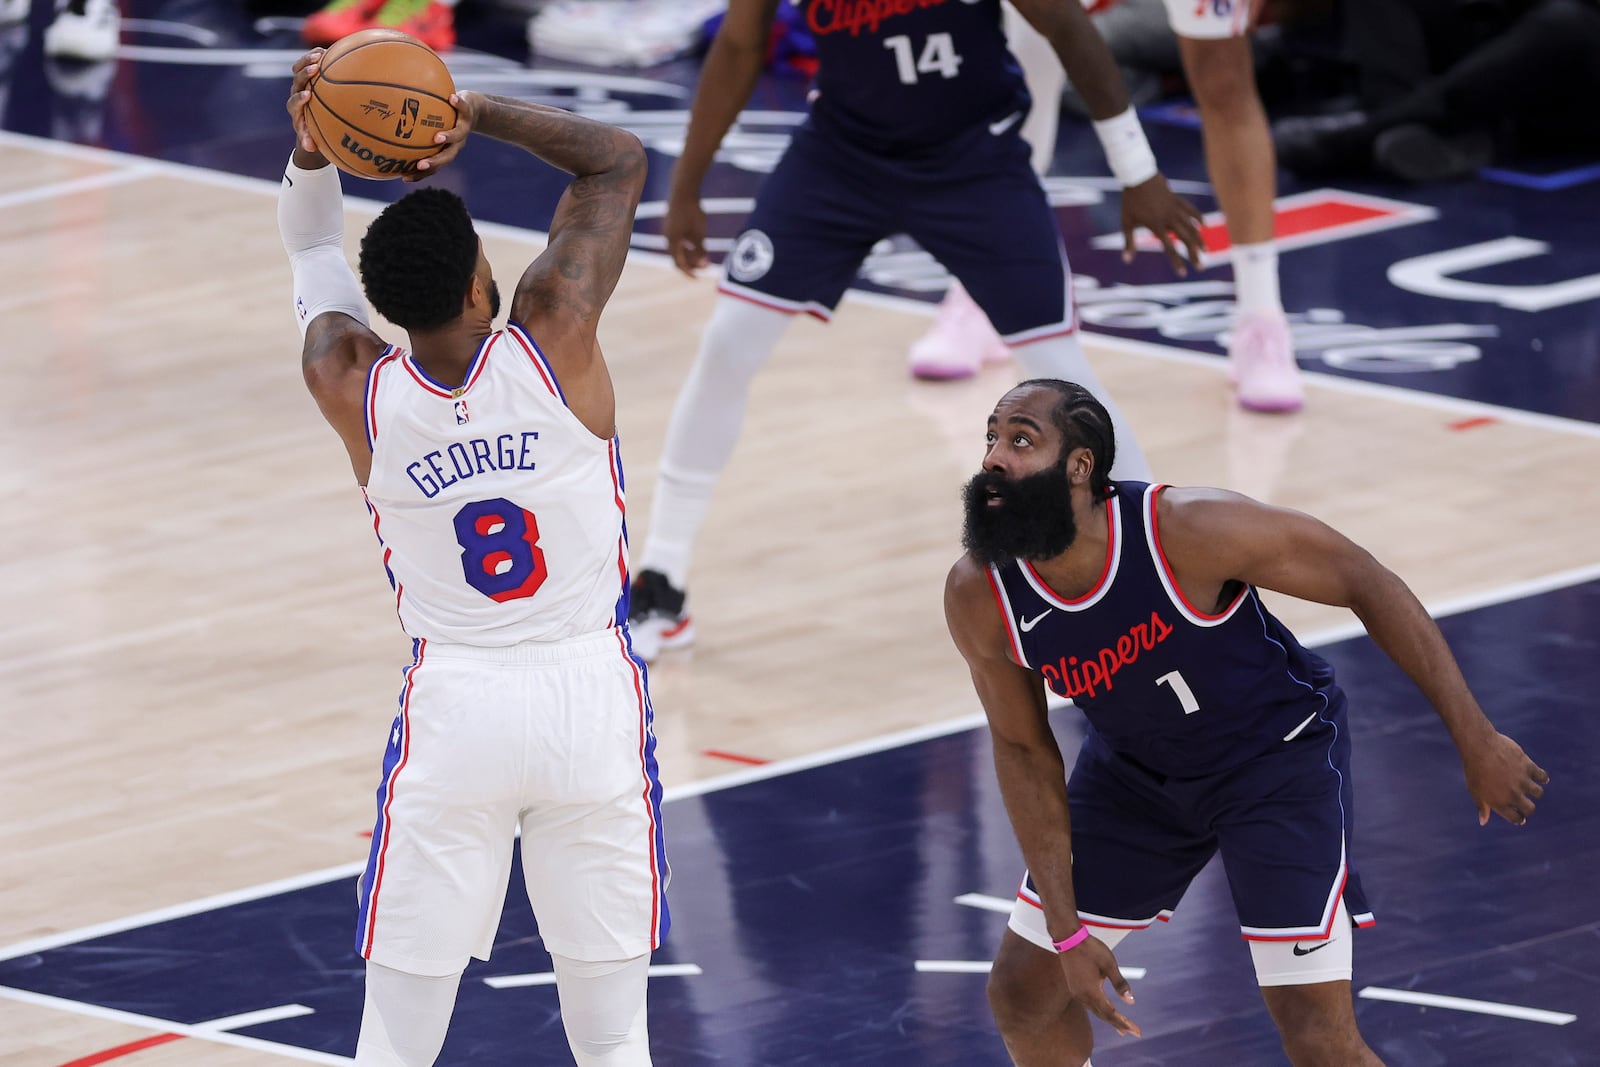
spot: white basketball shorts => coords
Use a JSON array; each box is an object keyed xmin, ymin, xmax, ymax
[{"xmin": 355, "ymin": 628, "xmax": 669, "ymax": 976}]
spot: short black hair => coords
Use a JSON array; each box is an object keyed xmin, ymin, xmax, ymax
[
  {"xmin": 1017, "ymin": 378, "xmax": 1118, "ymax": 498},
  {"xmin": 358, "ymin": 188, "xmax": 479, "ymax": 331}
]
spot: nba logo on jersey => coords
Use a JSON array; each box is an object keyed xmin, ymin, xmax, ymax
[
  {"xmin": 296, "ymin": 297, "xmax": 307, "ymax": 321},
  {"xmin": 454, "ymin": 399, "xmax": 470, "ymax": 425}
]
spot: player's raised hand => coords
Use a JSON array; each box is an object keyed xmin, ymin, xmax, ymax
[
  {"xmin": 409, "ymin": 90, "xmax": 479, "ymax": 182},
  {"xmin": 1058, "ymin": 934, "xmax": 1142, "ymax": 1038},
  {"xmin": 1120, "ymin": 174, "xmax": 1205, "ymax": 277},
  {"xmin": 663, "ymin": 193, "xmax": 710, "ymax": 277},
  {"xmin": 286, "ymin": 49, "xmax": 325, "ymax": 154},
  {"xmin": 1461, "ymin": 730, "xmax": 1548, "ymax": 826}
]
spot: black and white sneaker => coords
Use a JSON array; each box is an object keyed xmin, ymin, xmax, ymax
[{"xmin": 627, "ymin": 569, "xmax": 693, "ymax": 662}]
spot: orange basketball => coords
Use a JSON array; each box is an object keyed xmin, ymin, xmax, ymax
[{"xmin": 305, "ymin": 29, "xmax": 457, "ymax": 181}]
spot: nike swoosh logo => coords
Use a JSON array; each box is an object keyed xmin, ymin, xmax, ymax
[
  {"xmin": 1292, "ymin": 940, "xmax": 1334, "ymax": 956},
  {"xmin": 988, "ymin": 111, "xmax": 1022, "ymax": 136},
  {"xmin": 1019, "ymin": 609, "xmax": 1053, "ymax": 632}
]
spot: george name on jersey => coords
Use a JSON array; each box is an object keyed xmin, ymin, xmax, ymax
[
  {"xmin": 404, "ymin": 432, "xmax": 540, "ymax": 500},
  {"xmin": 1038, "ymin": 610, "xmax": 1175, "ymax": 700}
]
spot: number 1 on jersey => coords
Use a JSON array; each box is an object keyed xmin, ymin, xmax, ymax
[
  {"xmin": 1156, "ymin": 670, "xmax": 1201, "ymax": 715},
  {"xmin": 883, "ymin": 33, "xmax": 964, "ymax": 86}
]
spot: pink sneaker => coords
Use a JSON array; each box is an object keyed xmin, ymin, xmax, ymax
[
  {"xmin": 1228, "ymin": 311, "xmax": 1304, "ymax": 413},
  {"xmin": 909, "ymin": 281, "xmax": 1011, "ymax": 381}
]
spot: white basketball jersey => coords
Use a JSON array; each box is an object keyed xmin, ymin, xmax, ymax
[{"xmin": 361, "ymin": 322, "xmax": 627, "ymax": 645}]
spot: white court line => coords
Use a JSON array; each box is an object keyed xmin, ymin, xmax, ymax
[
  {"xmin": 916, "ymin": 961, "xmax": 1148, "ymax": 980},
  {"xmin": 0, "ymin": 166, "xmax": 154, "ymax": 211},
  {"xmin": 3, "ymin": 128, "xmax": 1600, "ymax": 444},
  {"xmin": 954, "ymin": 893, "xmax": 1015, "ymax": 914},
  {"xmin": 198, "ymin": 1004, "xmax": 315, "ymax": 1031},
  {"xmin": 484, "ymin": 963, "xmax": 702, "ymax": 989},
  {"xmin": 0, "ymin": 988, "xmax": 351, "ymax": 1064},
  {"xmin": 1358, "ymin": 986, "xmax": 1576, "ymax": 1025}
]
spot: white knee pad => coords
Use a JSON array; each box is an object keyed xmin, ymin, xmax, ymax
[{"xmin": 551, "ymin": 953, "xmax": 653, "ymax": 1066}]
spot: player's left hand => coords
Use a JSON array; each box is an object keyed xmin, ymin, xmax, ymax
[
  {"xmin": 1461, "ymin": 730, "xmax": 1548, "ymax": 826},
  {"xmin": 408, "ymin": 90, "xmax": 478, "ymax": 182},
  {"xmin": 1119, "ymin": 174, "xmax": 1205, "ymax": 276}
]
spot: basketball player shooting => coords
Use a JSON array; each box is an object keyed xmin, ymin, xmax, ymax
[
  {"xmin": 945, "ymin": 380, "xmax": 1549, "ymax": 1066},
  {"xmin": 628, "ymin": 0, "xmax": 1204, "ymax": 661},
  {"xmin": 279, "ymin": 50, "xmax": 665, "ymax": 1066}
]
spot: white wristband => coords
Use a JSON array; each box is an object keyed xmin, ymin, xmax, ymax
[{"xmin": 1092, "ymin": 108, "xmax": 1159, "ymax": 188}]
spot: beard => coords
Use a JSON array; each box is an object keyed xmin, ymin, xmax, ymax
[
  {"xmin": 961, "ymin": 456, "xmax": 1079, "ymax": 565},
  {"xmin": 488, "ymin": 279, "xmax": 502, "ymax": 321}
]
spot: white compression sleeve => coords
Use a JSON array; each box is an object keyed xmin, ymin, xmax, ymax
[
  {"xmin": 550, "ymin": 953, "xmax": 653, "ymax": 1066},
  {"xmin": 278, "ymin": 152, "xmax": 369, "ymax": 337},
  {"xmin": 354, "ymin": 962, "xmax": 462, "ymax": 1066},
  {"xmin": 639, "ymin": 296, "xmax": 793, "ymax": 586}
]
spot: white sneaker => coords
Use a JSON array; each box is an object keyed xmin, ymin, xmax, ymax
[
  {"xmin": 909, "ymin": 280, "xmax": 1011, "ymax": 381},
  {"xmin": 43, "ymin": 0, "xmax": 119, "ymax": 61},
  {"xmin": 1227, "ymin": 310, "xmax": 1304, "ymax": 413}
]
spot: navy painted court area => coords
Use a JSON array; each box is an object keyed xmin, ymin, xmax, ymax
[{"xmin": 4, "ymin": 581, "xmax": 1594, "ymax": 1065}]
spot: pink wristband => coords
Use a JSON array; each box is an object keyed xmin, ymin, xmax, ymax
[{"xmin": 1052, "ymin": 927, "xmax": 1091, "ymax": 953}]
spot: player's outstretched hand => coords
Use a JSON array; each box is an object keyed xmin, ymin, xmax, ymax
[
  {"xmin": 409, "ymin": 91, "xmax": 478, "ymax": 182},
  {"xmin": 1120, "ymin": 174, "xmax": 1205, "ymax": 277},
  {"xmin": 1461, "ymin": 730, "xmax": 1548, "ymax": 826},
  {"xmin": 664, "ymin": 194, "xmax": 710, "ymax": 277},
  {"xmin": 1058, "ymin": 934, "xmax": 1142, "ymax": 1038},
  {"xmin": 286, "ymin": 49, "xmax": 325, "ymax": 155}
]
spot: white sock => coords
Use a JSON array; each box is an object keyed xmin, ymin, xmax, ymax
[
  {"xmin": 551, "ymin": 953, "xmax": 653, "ymax": 1066},
  {"xmin": 354, "ymin": 962, "xmax": 462, "ymax": 1066},
  {"xmin": 639, "ymin": 296, "xmax": 792, "ymax": 589},
  {"xmin": 1231, "ymin": 241, "xmax": 1283, "ymax": 316},
  {"xmin": 1011, "ymin": 334, "xmax": 1153, "ymax": 481}
]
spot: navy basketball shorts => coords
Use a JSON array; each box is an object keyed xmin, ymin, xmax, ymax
[
  {"xmin": 719, "ymin": 119, "xmax": 1075, "ymax": 343},
  {"xmin": 1012, "ymin": 692, "xmax": 1375, "ymax": 959}
]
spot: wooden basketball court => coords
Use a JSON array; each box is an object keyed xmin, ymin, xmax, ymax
[{"xmin": 4, "ymin": 134, "xmax": 1597, "ymax": 1065}]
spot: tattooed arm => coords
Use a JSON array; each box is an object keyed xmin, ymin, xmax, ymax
[{"xmin": 468, "ymin": 93, "xmax": 647, "ymax": 439}]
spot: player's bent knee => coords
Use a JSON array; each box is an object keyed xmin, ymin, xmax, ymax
[{"xmin": 987, "ymin": 932, "xmax": 1070, "ymax": 1031}]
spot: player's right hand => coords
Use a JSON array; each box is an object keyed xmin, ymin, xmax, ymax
[
  {"xmin": 663, "ymin": 194, "xmax": 710, "ymax": 277},
  {"xmin": 410, "ymin": 91, "xmax": 478, "ymax": 182},
  {"xmin": 1057, "ymin": 934, "xmax": 1142, "ymax": 1038},
  {"xmin": 286, "ymin": 49, "xmax": 325, "ymax": 155}
]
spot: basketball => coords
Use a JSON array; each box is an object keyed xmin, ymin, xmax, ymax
[{"xmin": 304, "ymin": 29, "xmax": 457, "ymax": 181}]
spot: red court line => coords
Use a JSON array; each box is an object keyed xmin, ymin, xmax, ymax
[
  {"xmin": 58, "ymin": 1033, "xmax": 184, "ymax": 1066},
  {"xmin": 702, "ymin": 749, "xmax": 769, "ymax": 766},
  {"xmin": 1449, "ymin": 416, "xmax": 1499, "ymax": 431}
]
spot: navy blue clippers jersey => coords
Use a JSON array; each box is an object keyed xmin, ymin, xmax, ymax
[
  {"xmin": 986, "ymin": 482, "xmax": 1343, "ymax": 778},
  {"xmin": 799, "ymin": 0, "xmax": 1031, "ymax": 149}
]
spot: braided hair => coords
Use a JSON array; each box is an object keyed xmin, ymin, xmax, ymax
[{"xmin": 1016, "ymin": 378, "xmax": 1118, "ymax": 499}]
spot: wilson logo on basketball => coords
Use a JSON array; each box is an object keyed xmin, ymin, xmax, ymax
[
  {"xmin": 338, "ymin": 133, "xmax": 421, "ymax": 175},
  {"xmin": 396, "ymin": 98, "xmax": 420, "ymax": 140}
]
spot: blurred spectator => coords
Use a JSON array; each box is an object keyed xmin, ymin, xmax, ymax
[
  {"xmin": 302, "ymin": 0, "xmax": 455, "ymax": 51},
  {"xmin": 1274, "ymin": 0, "xmax": 1600, "ymax": 182}
]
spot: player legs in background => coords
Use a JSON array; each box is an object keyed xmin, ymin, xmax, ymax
[
  {"xmin": 908, "ymin": 4, "xmax": 1063, "ymax": 381},
  {"xmin": 916, "ymin": 0, "xmax": 1304, "ymax": 414},
  {"xmin": 1170, "ymin": 1, "xmax": 1302, "ymax": 413},
  {"xmin": 304, "ymin": 0, "xmax": 455, "ymax": 51}
]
